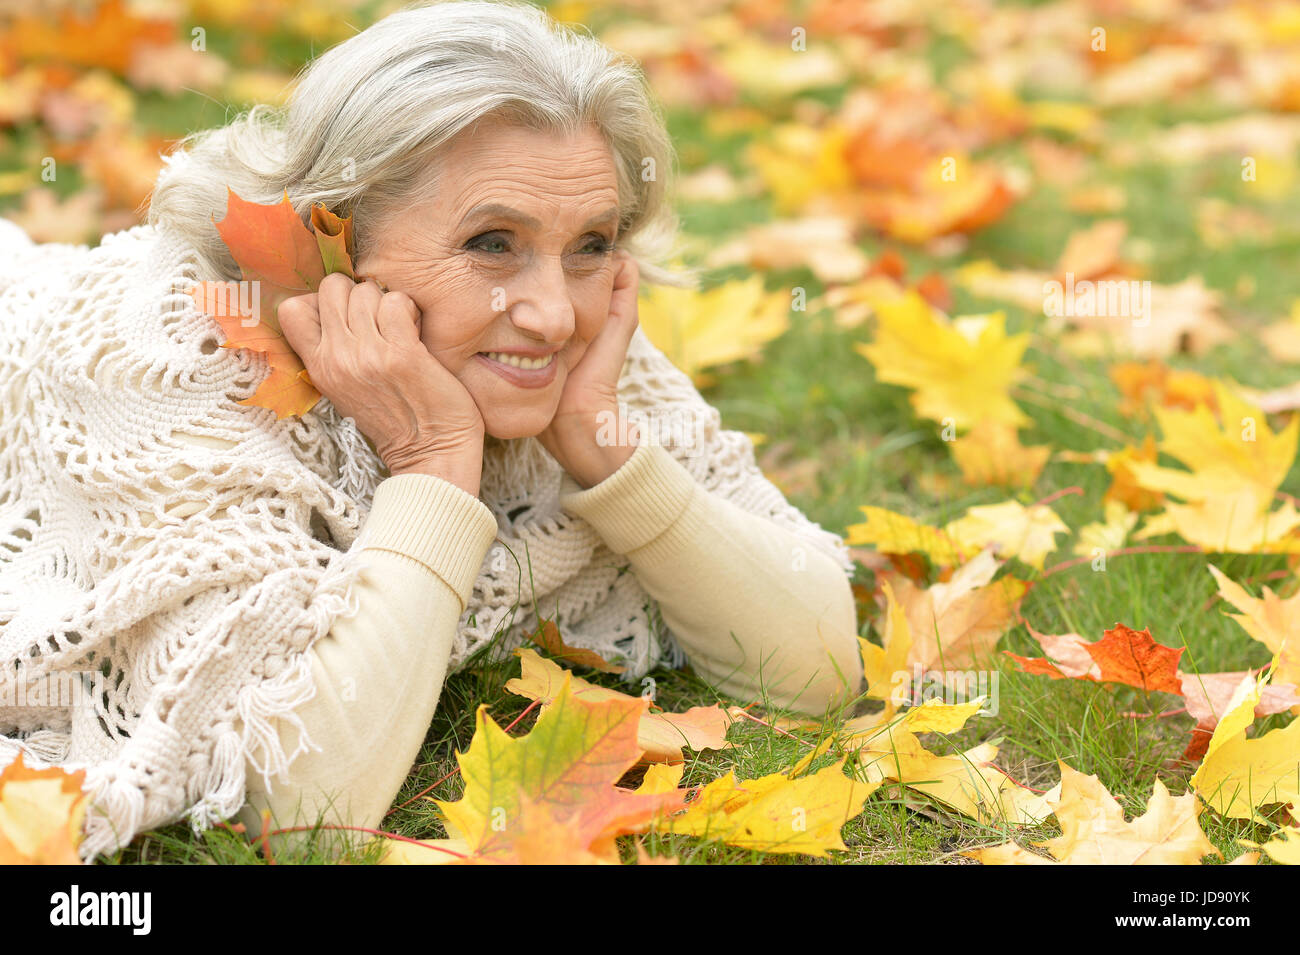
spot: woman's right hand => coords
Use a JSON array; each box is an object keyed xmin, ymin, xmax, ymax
[{"xmin": 278, "ymin": 274, "xmax": 485, "ymax": 496}]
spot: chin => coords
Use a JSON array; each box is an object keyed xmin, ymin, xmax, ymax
[
  {"xmin": 482, "ymin": 412, "xmax": 551, "ymax": 442},
  {"xmin": 470, "ymin": 368, "xmax": 565, "ymax": 442}
]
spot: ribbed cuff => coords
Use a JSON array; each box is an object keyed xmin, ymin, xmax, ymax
[
  {"xmin": 357, "ymin": 474, "xmax": 498, "ymax": 609},
  {"xmin": 558, "ymin": 442, "xmax": 697, "ymax": 555}
]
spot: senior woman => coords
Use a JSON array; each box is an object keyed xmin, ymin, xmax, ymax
[{"xmin": 0, "ymin": 0, "xmax": 862, "ymax": 859}]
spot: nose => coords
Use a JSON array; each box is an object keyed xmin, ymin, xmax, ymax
[{"xmin": 507, "ymin": 255, "xmax": 575, "ymax": 344}]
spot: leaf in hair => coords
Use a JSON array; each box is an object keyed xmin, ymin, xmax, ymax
[{"xmin": 188, "ymin": 188, "xmax": 356, "ymax": 419}]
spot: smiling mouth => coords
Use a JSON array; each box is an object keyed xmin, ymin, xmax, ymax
[
  {"xmin": 474, "ymin": 350, "xmax": 560, "ymax": 389},
  {"xmin": 478, "ymin": 350, "xmax": 556, "ymax": 370}
]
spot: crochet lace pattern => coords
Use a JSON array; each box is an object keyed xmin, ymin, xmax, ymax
[{"xmin": 0, "ymin": 218, "xmax": 853, "ymax": 860}]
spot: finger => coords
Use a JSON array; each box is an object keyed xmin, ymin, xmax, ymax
[
  {"xmin": 375, "ymin": 290, "xmax": 421, "ymax": 346},
  {"xmin": 346, "ymin": 278, "xmax": 386, "ymax": 346},
  {"xmin": 578, "ymin": 255, "xmax": 639, "ymax": 384},
  {"xmin": 278, "ymin": 293, "xmax": 322, "ymax": 357},
  {"xmin": 607, "ymin": 253, "xmax": 639, "ymax": 327},
  {"xmin": 317, "ymin": 272, "xmax": 356, "ymax": 347}
]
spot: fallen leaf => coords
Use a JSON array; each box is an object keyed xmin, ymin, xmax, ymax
[
  {"xmin": 949, "ymin": 420, "xmax": 1052, "ymax": 488},
  {"xmin": 1129, "ymin": 382, "xmax": 1300, "ymax": 552},
  {"xmin": 1190, "ymin": 665, "xmax": 1300, "ymax": 818},
  {"xmin": 843, "ymin": 719, "xmax": 1054, "ymax": 825},
  {"xmin": 1007, "ymin": 623, "xmax": 1184, "ymax": 694},
  {"xmin": 855, "ymin": 290, "xmax": 1030, "ymax": 430},
  {"xmin": 527, "ymin": 619, "xmax": 625, "ymax": 674},
  {"xmin": 1103, "ymin": 437, "xmax": 1165, "ymax": 513},
  {"xmin": 844, "ymin": 507, "xmax": 963, "ymax": 567},
  {"xmin": 1207, "ymin": 564, "xmax": 1300, "ymax": 687},
  {"xmin": 1178, "ymin": 668, "xmax": 1300, "ymax": 762},
  {"xmin": 636, "ymin": 275, "xmax": 789, "ymax": 387},
  {"xmin": 1242, "ymin": 824, "xmax": 1300, "ymax": 865},
  {"xmin": 858, "ymin": 578, "xmax": 911, "ymax": 708},
  {"xmin": 1260, "ymin": 301, "xmax": 1300, "ymax": 364},
  {"xmin": 966, "ymin": 761, "xmax": 1221, "ymax": 864},
  {"xmin": 703, "ymin": 216, "xmax": 868, "ymax": 284},
  {"xmin": 883, "ymin": 549, "xmax": 1029, "ymax": 671},
  {"xmin": 505, "ymin": 649, "xmax": 740, "ymax": 763},
  {"xmin": 1055, "ymin": 219, "xmax": 1127, "ymax": 282},
  {"xmin": 4, "ymin": 186, "xmax": 102, "ymax": 244},
  {"xmin": 0, "ymin": 753, "xmax": 88, "ymax": 865},
  {"xmin": 405, "ymin": 672, "xmax": 686, "ymax": 864},
  {"xmin": 661, "ymin": 758, "xmax": 876, "ymax": 856},
  {"xmin": 1073, "ymin": 500, "xmax": 1138, "ymax": 557},
  {"xmin": 945, "ymin": 500, "xmax": 1070, "ymax": 570}
]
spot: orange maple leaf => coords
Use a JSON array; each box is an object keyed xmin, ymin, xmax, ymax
[
  {"xmin": 189, "ymin": 188, "xmax": 356, "ymax": 420},
  {"xmin": 1007, "ymin": 623, "xmax": 1184, "ymax": 694}
]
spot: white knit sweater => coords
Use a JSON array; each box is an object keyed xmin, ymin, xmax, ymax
[{"xmin": 0, "ymin": 218, "xmax": 857, "ymax": 860}]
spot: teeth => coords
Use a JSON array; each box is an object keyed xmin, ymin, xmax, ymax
[{"xmin": 483, "ymin": 351, "xmax": 555, "ymax": 370}]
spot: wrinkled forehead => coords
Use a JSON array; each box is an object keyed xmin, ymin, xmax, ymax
[{"xmin": 406, "ymin": 120, "xmax": 621, "ymax": 220}]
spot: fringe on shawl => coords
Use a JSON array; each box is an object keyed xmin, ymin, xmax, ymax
[
  {"xmin": 73, "ymin": 543, "xmax": 371, "ymax": 861},
  {"xmin": 183, "ymin": 536, "xmax": 369, "ymax": 846}
]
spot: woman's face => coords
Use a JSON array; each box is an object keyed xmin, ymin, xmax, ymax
[{"xmin": 355, "ymin": 120, "xmax": 622, "ymax": 441}]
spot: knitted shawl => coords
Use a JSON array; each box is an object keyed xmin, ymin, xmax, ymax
[{"xmin": 0, "ymin": 217, "xmax": 854, "ymax": 861}]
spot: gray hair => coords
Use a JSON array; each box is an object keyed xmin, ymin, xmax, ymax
[{"xmin": 148, "ymin": 0, "xmax": 697, "ymax": 289}]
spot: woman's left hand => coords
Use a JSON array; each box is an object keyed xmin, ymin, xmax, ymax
[{"xmin": 535, "ymin": 248, "xmax": 641, "ymax": 489}]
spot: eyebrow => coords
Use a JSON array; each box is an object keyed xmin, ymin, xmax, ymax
[{"xmin": 459, "ymin": 202, "xmax": 619, "ymax": 233}]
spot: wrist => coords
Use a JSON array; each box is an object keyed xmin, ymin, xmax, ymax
[
  {"xmin": 565, "ymin": 441, "xmax": 636, "ymax": 490},
  {"xmin": 388, "ymin": 448, "xmax": 483, "ymax": 497},
  {"xmin": 545, "ymin": 407, "xmax": 640, "ymax": 489}
]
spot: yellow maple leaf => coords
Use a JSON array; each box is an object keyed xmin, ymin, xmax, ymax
[
  {"xmin": 1260, "ymin": 300, "xmax": 1300, "ymax": 364},
  {"xmin": 885, "ymin": 743, "xmax": 1057, "ymax": 826},
  {"xmin": 1103, "ymin": 438, "xmax": 1164, "ymax": 513},
  {"xmin": 717, "ymin": 37, "xmax": 847, "ymax": 99},
  {"xmin": 966, "ymin": 762, "xmax": 1221, "ymax": 864},
  {"xmin": 900, "ymin": 696, "xmax": 989, "ymax": 734},
  {"xmin": 1242, "ymin": 824, "xmax": 1300, "ymax": 865},
  {"xmin": 1206, "ymin": 565, "xmax": 1300, "ymax": 689},
  {"xmin": 381, "ymin": 672, "xmax": 685, "ymax": 865},
  {"xmin": 949, "ymin": 420, "xmax": 1052, "ymax": 488},
  {"xmin": 637, "ymin": 275, "xmax": 789, "ymax": 387},
  {"xmin": 1073, "ymin": 500, "xmax": 1138, "ymax": 557},
  {"xmin": 844, "ymin": 506, "xmax": 964, "ymax": 566},
  {"xmin": 746, "ymin": 122, "xmax": 855, "ymax": 215},
  {"xmin": 661, "ymin": 759, "xmax": 877, "ymax": 856},
  {"xmin": 846, "ymin": 499, "xmax": 1068, "ymax": 570},
  {"xmin": 855, "ymin": 290, "xmax": 1030, "ymax": 430},
  {"xmin": 884, "ymin": 549, "xmax": 1029, "ymax": 671},
  {"xmin": 0, "ymin": 753, "xmax": 88, "ymax": 865},
  {"xmin": 843, "ymin": 720, "xmax": 1054, "ymax": 825},
  {"xmin": 1190, "ymin": 664, "xmax": 1300, "ymax": 819},
  {"xmin": 1136, "ymin": 492, "xmax": 1300, "ymax": 554},
  {"xmin": 858, "ymin": 578, "xmax": 912, "ymax": 707},
  {"xmin": 945, "ymin": 500, "xmax": 1070, "ymax": 570},
  {"xmin": 505, "ymin": 648, "xmax": 742, "ymax": 763},
  {"xmin": 1124, "ymin": 381, "xmax": 1300, "ymax": 552},
  {"xmin": 1129, "ymin": 381, "xmax": 1297, "ymax": 503}
]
